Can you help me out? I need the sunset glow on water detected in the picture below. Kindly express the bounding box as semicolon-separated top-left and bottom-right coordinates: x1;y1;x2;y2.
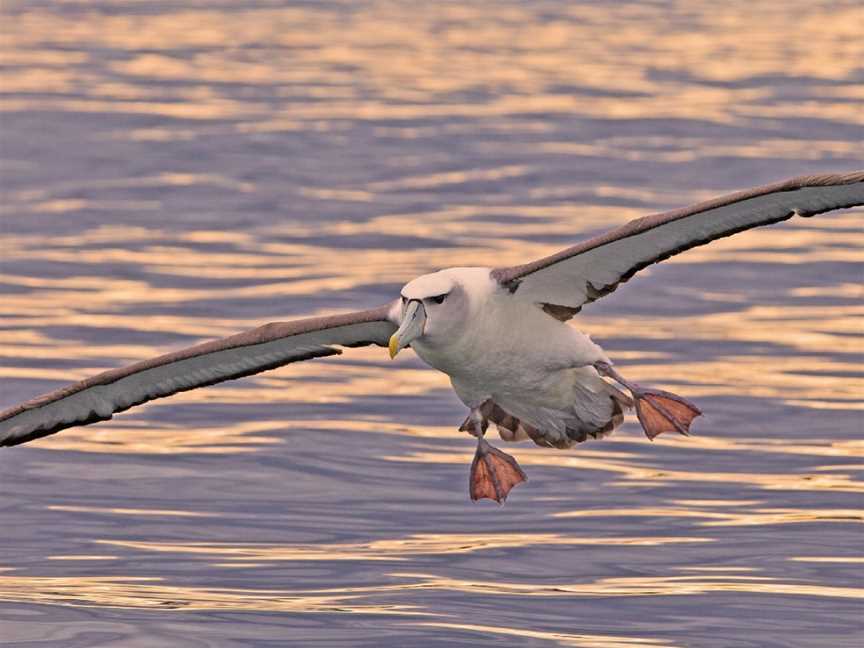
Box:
0;1;862;646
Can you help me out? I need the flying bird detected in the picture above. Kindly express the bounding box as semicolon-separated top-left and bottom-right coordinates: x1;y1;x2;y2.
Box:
2;171;862;503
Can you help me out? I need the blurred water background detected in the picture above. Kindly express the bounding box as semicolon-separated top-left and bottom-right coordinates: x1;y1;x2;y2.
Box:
0;1;862;646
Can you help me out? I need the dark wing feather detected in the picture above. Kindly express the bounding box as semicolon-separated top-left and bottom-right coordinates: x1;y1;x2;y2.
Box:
0;305;396;447
492;171;864;317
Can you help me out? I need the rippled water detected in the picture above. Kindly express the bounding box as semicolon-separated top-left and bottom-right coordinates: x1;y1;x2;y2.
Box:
1;1;863;646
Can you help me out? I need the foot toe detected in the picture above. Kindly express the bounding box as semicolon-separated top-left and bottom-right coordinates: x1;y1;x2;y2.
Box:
635;389;701;440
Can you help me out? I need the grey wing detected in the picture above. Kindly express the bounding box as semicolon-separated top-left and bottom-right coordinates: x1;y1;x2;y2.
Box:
0;304;397;447
492;171;864;318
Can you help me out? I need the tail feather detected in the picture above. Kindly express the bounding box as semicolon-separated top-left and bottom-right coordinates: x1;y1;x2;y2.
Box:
461;392;629;449
563;395;626;444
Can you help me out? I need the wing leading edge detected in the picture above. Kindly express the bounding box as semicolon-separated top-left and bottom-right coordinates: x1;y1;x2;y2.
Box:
0;305;396;447
492;171;864;317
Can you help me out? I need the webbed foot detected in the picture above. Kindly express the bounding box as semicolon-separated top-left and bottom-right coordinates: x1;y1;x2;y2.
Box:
469;437;527;503
633;387;702;440
594;361;702;440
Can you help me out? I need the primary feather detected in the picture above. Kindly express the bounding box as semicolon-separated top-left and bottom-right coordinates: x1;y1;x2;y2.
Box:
0;307;395;446
492;171;864;317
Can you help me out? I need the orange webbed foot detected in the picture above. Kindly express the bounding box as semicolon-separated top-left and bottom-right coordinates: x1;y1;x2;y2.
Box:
634;388;702;440
469;437;527;503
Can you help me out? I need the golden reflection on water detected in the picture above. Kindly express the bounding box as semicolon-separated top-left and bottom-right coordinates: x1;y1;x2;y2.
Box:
46;555;118;561
1;0;862;635
12;565;854;615
93;532;710;563
789;556;864;563
34;420;288;454
11;0;858;128
0;572;423;615
391;572;864;600
48;505;219;518
414;623;680;648
1;561;859;615
555;506;863;527
2;2;863;139
391;450;864;495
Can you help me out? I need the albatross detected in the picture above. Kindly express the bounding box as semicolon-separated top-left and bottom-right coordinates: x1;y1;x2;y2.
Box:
2;171;862;503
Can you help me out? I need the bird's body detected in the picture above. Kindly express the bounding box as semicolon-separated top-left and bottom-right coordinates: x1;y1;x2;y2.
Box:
401;266;623;447
2;170;863;502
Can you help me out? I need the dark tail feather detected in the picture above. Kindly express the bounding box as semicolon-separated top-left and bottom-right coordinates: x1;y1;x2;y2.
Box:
459;398;625;450
564;396;625;444
459;400;537;443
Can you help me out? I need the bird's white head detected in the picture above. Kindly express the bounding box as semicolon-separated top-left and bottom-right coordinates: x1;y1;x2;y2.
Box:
388;268;478;359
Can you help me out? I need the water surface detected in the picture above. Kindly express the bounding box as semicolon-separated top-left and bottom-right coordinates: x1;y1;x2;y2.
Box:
1;1;862;646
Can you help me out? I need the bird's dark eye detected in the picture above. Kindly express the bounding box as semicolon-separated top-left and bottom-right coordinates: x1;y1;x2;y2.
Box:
430;294;447;304
401;296;408;304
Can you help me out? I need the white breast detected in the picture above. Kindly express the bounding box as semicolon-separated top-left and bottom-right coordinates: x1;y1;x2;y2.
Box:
410;267;609;405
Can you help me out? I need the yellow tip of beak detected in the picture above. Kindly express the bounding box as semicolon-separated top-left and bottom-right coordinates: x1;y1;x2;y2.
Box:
388;334;400;359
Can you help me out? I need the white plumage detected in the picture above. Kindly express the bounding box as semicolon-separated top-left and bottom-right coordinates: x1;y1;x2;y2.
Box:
400;267;623;447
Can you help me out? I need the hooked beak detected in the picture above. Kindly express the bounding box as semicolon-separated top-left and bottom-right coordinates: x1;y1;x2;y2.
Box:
389;299;426;359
